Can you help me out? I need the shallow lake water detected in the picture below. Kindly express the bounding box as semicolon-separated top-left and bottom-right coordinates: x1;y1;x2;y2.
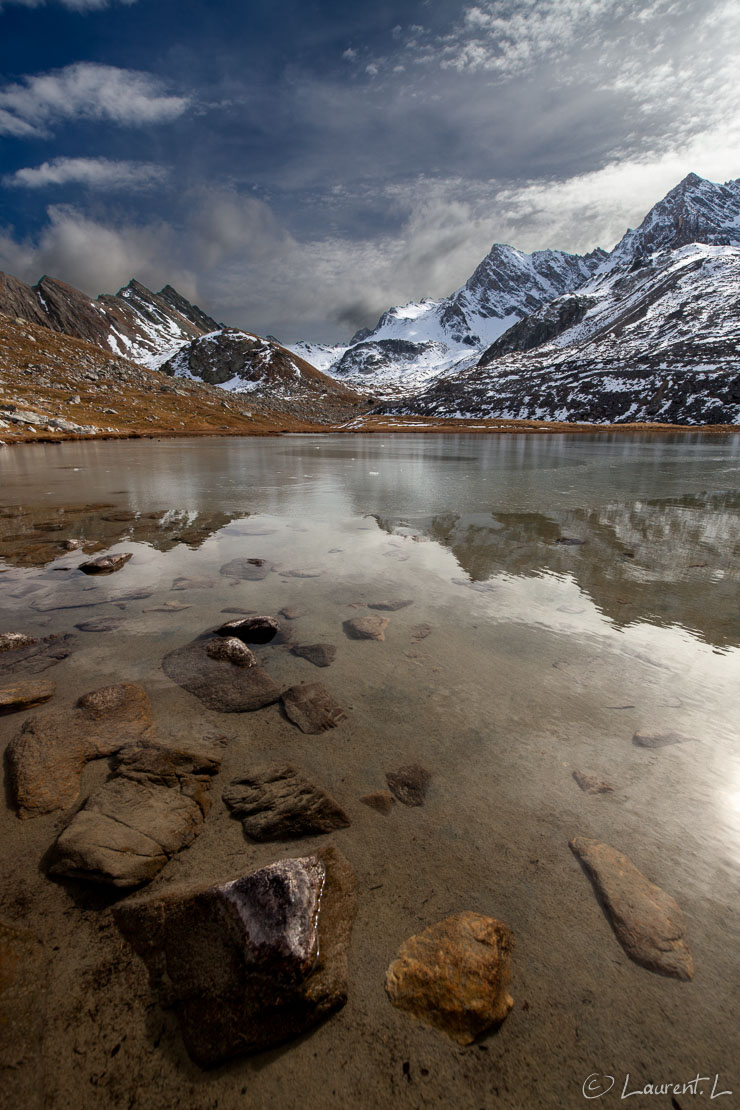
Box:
1;432;739;1110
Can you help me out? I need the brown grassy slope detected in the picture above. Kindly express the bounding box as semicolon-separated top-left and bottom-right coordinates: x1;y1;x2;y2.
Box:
0;313;369;444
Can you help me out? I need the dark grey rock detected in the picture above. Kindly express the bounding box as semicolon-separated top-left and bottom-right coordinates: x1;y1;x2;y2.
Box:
113;845;357;1067
215;615;279;644
162;636;280;712
223;764;350;840
79;552;133;574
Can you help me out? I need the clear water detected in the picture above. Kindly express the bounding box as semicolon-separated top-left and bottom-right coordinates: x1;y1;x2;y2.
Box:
1;433;738;1109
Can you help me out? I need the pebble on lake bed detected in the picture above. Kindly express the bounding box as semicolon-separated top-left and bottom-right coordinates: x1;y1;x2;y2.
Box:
385;912;515;1044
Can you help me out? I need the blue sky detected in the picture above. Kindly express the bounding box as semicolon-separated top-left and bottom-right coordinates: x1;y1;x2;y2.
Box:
1;0;739;342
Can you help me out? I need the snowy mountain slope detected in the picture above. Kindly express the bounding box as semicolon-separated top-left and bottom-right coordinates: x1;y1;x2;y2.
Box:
160;328;366;423
287;244;606;396
0;272;219;367
392;241;740;424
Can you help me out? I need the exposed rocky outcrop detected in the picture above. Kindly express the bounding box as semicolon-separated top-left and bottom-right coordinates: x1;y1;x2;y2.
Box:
113;845;357;1067
223;764;350;840
5;682;155;818
49;740;222;887
385;912;515;1044
570;836;694;980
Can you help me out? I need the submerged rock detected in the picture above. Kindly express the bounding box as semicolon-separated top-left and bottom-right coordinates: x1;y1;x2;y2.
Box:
75;617;126;632
556;537;586;546
570;836;694;980
632;730;697;748
162;636;280;712
223;764;350;841
291;643;337;668
281;683;348;734
220;556;272;581
385;912;514;1044
171;576;214;591
367;600;413;611
0;677;55;713
206;636;257;667
572;770;614;794
215;615;279;644
113;845;357;1067
0;633;73;677
79;552;132;574
5;682;155;818
49;740;221;887
280;605;305;620
386;764;431;807
343;615;389;641
279;567;323;578
359;791;396;815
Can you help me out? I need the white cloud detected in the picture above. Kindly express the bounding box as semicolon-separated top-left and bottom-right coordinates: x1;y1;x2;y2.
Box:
4;156;167;189
0;62;189;138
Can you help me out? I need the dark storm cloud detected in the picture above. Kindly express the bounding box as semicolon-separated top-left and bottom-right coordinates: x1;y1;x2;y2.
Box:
1;0;739;341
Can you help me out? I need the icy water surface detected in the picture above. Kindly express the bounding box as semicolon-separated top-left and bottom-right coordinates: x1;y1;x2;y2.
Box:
1;433;739;1110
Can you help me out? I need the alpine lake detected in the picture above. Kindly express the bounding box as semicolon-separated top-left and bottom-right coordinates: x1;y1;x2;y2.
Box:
1;431;738;1110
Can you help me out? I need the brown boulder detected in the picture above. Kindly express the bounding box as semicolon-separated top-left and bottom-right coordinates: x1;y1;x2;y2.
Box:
49;740;221;887
0;677;55;714
224;764;350;841
5;682;155;818
113;844;356;1067
385;912;514;1044
570;836;694;980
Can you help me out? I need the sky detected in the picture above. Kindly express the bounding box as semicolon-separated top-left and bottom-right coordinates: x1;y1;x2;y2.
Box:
0;0;739;343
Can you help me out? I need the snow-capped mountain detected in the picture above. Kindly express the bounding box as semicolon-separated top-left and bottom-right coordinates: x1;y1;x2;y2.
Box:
388;174;740;424
288;244;606;395
0;272;219;367
161;328;366;423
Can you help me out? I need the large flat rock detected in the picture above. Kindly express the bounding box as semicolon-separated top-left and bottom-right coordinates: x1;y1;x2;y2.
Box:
49;740;222;887
114;844;356;1067
5;682;155;818
570;836;694;980
162;635;281;712
223;764;350;841
385;912;514;1044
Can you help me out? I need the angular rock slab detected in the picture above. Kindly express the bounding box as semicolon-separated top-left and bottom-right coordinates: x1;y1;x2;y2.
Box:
385;912;514;1044
281;683;347;734
5;682;155;818
49;741;221;887
632;730;697;748
224;764;350;841
162;636;280;712
570;837;694;980
79;552;132;574
0;633;74;677
291;643;336;668
113;845;357;1068
386;763;431;807
343;615;389;641
0;677;55;714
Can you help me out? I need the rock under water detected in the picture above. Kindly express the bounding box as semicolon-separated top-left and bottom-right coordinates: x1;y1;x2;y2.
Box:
223;764;350;841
